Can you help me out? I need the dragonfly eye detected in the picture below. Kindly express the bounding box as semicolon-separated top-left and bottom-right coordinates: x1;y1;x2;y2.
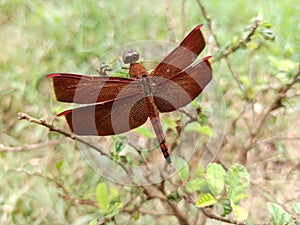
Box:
123;50;140;64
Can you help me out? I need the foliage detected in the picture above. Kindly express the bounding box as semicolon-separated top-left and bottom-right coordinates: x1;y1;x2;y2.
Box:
1;0;299;225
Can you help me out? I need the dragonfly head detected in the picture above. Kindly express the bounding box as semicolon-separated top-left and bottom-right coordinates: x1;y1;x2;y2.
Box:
123;50;140;64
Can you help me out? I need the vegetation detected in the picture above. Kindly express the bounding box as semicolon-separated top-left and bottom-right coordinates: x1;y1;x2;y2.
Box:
1;0;299;224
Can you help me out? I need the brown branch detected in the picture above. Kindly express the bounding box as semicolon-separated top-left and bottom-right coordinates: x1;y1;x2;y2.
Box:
212;20;261;62
17;112;130;174
214;20;261;92
196;0;261;92
17;112;107;156
246;66;300;150
201;208;247;225
156;181;190;225
196;0;221;48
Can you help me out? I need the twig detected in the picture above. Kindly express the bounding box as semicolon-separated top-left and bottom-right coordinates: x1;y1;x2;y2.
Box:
257;135;300;144
200;208;247;225
196;0;261;92
182;187;251;225
214;20;261;92
246;67;300;150
17;112;107;156
17;112;130;174
196;0;221;48
212;20;261;62
156;180;190;225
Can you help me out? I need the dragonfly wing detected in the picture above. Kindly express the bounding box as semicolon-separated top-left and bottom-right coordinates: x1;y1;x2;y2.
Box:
150;24;206;79
46;73;141;104
59;94;149;136
153;58;212;112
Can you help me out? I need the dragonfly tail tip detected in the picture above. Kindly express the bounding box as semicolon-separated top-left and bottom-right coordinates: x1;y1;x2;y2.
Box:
166;156;172;164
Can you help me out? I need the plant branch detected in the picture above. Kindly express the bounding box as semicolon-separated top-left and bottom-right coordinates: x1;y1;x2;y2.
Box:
212;20;261;62
17;112;130;174
201;208;247;225
196;0;221;48
17;112;107;156
246;66;300;150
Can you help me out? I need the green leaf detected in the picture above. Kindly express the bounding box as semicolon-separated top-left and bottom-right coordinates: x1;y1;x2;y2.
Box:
134;126;155;138
293;202;300;216
162;116;178;130
89;219;98;225
195;193;217;208
232;203;249;221
173;157;189;181
240;76;251;88
232;193;249;202
205;163;226;196
199;125;212;136
198;113;209;125
105;202;123;218
115;140;125;153
55;161;63;171
184;122;201;132
184;122;211;136
134;212;140;220
187;178;207;192
96;182;109;212
267;202;291;225
219;198;232;216
261;21;272;28
225;164;250;199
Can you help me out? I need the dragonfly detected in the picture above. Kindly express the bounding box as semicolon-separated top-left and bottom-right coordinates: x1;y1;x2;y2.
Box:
46;24;212;164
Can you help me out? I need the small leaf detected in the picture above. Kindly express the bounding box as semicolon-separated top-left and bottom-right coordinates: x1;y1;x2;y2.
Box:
261;21;272;28
162;116;178;130
199;125;212;136
232;193;249;202
240;76;250;88
89;219;98;225
134;212;140;220
232;203;249;221
195;193;217;208
96;182;109;212
206;163;226;196
167;191;180;201
187;178;207;192
184;122;201;132
173;157;189;181
293;202;300;216
105;202;123;218
55;161;63;171
267;202;291;225
225;164;250;199
115;140;125;153
198;114;209;124
134;126;155;138
219;198;232;216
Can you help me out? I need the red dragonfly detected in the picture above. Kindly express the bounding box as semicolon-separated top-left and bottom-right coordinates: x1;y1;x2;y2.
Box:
46;24;212;164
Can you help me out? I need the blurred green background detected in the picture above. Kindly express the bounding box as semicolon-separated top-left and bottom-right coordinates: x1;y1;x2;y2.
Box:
0;0;299;224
